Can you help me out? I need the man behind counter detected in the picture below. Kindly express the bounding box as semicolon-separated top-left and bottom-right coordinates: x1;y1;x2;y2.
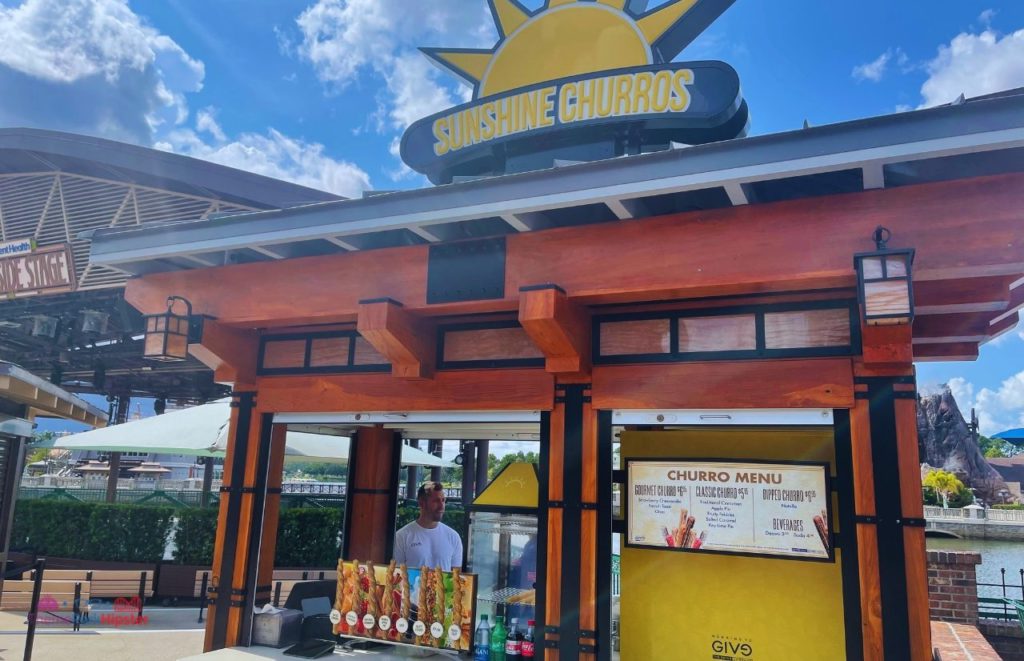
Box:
394;481;463;570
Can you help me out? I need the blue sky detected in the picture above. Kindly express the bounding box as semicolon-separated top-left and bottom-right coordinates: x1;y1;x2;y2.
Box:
5;0;1024;436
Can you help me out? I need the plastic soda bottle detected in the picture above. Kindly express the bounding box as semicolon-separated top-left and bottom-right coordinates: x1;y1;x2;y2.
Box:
522;620;536;659
474;615;491;661
490;615;507;661
505;617;522;658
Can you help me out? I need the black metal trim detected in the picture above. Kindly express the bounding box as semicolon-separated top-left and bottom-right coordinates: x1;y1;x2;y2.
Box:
211;390;255;650
581;502;598;510
358;297;403;306
893;391;918;400
548;500;565;509
855;392;871;400
257;330;391;376
866;380;912;660
240;413;274;646
535;410;551;641
559;383;586;661
833;408;864;661
519;283;566;294
579;629;597;639
384;431;403;562
579;644;597;653
544;640;561;649
854;375;915;385
596;410;613;661
611;469;625;484
855;515;878;524
900;518;926;527
341;429;359;559
544;626;559;635
592;299;859;365
437;319;546;370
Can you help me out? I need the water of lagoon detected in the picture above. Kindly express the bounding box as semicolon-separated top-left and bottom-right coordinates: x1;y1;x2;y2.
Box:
927;536;1024;598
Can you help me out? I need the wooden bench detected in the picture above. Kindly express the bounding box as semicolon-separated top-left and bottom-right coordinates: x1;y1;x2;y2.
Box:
0;580;90;613
29;569;154;600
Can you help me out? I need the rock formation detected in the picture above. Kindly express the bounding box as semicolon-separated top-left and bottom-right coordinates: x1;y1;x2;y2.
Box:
917;386;1010;503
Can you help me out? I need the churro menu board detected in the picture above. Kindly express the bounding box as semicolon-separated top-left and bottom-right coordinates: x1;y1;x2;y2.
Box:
626;459;832;560
333;560;476;652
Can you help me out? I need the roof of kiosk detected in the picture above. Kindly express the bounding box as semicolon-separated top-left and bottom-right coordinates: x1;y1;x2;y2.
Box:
90;88;1024;275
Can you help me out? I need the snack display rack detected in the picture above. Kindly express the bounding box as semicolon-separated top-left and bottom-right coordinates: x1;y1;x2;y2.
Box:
467;511;538;622
465;462;541;626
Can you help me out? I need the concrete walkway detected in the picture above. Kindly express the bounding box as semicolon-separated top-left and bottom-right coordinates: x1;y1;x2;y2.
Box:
0;606;205;660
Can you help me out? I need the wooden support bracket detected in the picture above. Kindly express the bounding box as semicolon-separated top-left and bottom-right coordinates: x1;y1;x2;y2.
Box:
357;298;434;379
190;320;259;388
861;322;913;367
518;286;591;376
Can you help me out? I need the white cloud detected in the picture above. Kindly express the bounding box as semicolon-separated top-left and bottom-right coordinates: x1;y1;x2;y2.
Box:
159;124;371;199
919;28;1024;108
0;0;203;143
973;371;1024;436
291;0;495;152
979;9;997;28
853;51;891;83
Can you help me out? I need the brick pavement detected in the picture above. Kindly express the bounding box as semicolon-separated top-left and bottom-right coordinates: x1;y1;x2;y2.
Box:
932;620;1002;660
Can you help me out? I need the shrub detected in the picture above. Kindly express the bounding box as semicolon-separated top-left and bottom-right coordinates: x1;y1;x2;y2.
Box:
173;508;219;565
274;508;343;567
11;499;173;562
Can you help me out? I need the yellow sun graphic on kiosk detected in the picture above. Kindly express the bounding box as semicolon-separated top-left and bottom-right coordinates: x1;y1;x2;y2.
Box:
424;0;710;99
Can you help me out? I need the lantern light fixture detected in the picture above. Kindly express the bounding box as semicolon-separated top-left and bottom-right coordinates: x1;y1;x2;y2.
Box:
142;296;207;362
854;226;915;326
80;310;110;334
30;315;59;338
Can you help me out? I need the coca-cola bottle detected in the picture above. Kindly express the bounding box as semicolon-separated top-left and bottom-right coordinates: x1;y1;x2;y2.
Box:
522;620;536;659
505;617;523;658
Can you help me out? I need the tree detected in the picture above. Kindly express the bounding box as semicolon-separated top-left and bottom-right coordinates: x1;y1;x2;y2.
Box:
488;451;539;480
923;469;967;508
979;434;1020;459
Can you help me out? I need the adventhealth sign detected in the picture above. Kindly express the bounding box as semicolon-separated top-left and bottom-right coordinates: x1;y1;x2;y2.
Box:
401;0;748;184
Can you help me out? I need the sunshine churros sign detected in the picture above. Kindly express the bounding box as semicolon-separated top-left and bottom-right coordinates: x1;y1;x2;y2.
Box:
333;560;476;652
626;460;832;560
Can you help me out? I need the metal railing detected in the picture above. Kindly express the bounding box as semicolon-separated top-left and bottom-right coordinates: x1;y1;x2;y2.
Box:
924;506;970;519
4;557;46;661
987;509;1024;523
978;567;1024;622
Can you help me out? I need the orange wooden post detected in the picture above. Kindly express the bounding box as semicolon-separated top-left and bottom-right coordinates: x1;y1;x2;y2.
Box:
343;426;402;563
542;402;564;661
254;423;288;607
204;390;260;651
850;396;884;661
895;387;932;661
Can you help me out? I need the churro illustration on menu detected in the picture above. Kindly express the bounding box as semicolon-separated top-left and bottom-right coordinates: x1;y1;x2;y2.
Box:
663;508;704;549
813;510;830;552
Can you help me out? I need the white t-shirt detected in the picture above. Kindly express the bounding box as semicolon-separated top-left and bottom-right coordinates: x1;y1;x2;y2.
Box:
393;521;463;570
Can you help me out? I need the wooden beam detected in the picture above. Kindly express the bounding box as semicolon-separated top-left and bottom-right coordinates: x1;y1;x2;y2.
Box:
357;299;434;379
123;173;1024;327
914;276;1012;315
592;358;854;410
519;286;591;375
913;343;979;362
256;370;554;413
912;313;992;343
990;281;1024;325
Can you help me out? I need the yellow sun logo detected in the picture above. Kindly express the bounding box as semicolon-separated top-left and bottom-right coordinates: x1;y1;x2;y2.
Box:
402;0;745;184
424;0;727;99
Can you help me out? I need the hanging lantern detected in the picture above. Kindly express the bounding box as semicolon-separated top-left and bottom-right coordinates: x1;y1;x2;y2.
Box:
30;315;59;338
80;310;110;334
143;296;201;362
854;226;915;326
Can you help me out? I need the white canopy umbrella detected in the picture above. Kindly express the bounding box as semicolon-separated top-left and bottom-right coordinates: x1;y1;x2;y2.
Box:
33;399;451;468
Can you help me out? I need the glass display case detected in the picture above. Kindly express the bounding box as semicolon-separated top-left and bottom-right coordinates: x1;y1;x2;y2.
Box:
466;511;538;625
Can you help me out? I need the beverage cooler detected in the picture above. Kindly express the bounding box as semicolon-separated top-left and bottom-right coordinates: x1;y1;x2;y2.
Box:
465;463;540;629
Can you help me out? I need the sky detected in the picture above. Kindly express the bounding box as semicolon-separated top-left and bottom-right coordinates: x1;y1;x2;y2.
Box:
7;0;1024;439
